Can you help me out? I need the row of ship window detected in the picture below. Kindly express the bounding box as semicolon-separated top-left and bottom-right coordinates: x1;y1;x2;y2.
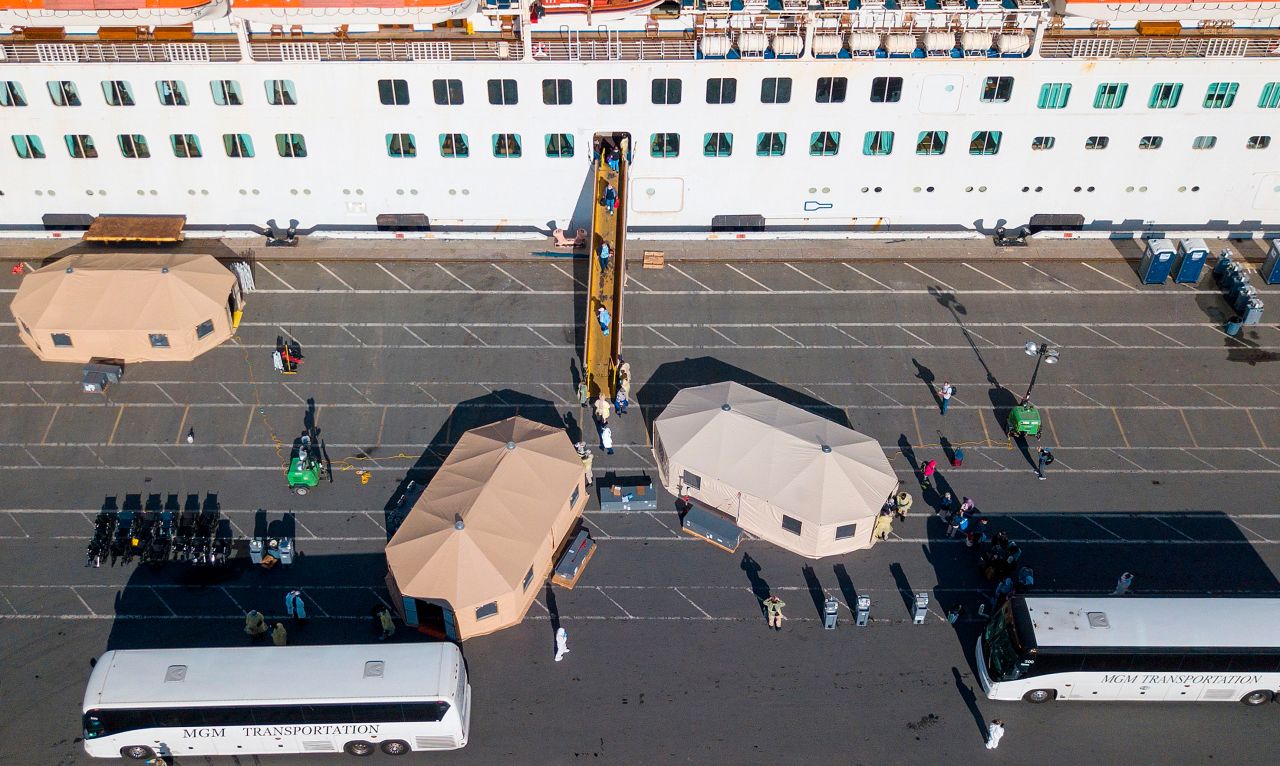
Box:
10;130;1272;160
4;77;1280;110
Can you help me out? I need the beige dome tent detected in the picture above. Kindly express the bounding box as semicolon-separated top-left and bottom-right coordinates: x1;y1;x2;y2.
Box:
10;252;240;364
385;416;587;640
652;381;898;558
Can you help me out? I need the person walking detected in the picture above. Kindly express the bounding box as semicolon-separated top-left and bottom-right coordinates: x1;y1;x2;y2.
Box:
244;610;268;641
603;184;617;215
575;442;594;486
985;719;1005;750
600;424;614;455
893;491;913;522
873;510;894;541
763;595;786;630
598;242;610;272
593;395;610;426
921;459;937;491
938;381;954;415
271;622;288;647
614;386;629;415
554;627;570;661
596;305;611;336
617;359;631;383
283;590;308;626
1036;447;1054;480
376;606;396;640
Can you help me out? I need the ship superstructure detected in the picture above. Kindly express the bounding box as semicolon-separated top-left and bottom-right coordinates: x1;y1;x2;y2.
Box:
0;0;1278;234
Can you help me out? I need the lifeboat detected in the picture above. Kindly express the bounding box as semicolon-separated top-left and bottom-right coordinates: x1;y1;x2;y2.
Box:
229;0;476;26
0;0;227;27
1057;0;1280;22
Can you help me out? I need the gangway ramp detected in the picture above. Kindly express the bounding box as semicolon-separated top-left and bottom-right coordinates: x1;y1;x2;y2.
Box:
582;134;629;401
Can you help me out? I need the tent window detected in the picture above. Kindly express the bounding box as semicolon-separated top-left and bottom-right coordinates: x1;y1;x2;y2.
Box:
835;523;857;540
654;436;667;468
52;333;72;347
781;515;802;535
475;602;498;620
570;485;580;506
196;319;215;340
522;566;534;591
680;471;701;490
149;333;170;348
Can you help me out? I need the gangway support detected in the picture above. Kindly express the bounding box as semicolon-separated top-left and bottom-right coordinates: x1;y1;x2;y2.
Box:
582;133;630;402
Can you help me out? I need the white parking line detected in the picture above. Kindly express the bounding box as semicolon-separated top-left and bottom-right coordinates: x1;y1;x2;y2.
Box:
899;328;933;346
436;264;475;291
904;263;955;291
843;263;894;290
1148;327;1190;347
668;265;712;292
1080;262;1138;291
256;263;296;291
403;327;430;346
460;326;490;346
784;262;832;290
375;263;414;291
726;264;772;291
317;263;354;291
961;263;1016;291
492;264;534;292
526;327;558;347
706;327;739;346
771;326;805;348
672;587;713;618
1082;326;1121;346
626;272;652;292
1023;261;1077;291
550;262;586;289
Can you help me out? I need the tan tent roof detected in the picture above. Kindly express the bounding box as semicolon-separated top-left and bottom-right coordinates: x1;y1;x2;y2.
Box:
10;252;236;363
653;382;898;555
385;417;585;638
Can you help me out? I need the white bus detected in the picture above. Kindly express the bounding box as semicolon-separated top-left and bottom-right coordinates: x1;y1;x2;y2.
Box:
976;596;1280;705
82;643;470;760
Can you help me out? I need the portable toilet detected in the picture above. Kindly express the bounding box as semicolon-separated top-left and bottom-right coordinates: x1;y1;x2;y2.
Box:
1138;239;1177;284
1262;240;1280;285
1174;239;1208;284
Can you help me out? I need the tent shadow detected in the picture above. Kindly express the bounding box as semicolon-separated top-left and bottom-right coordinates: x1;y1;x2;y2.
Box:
635;356;853;438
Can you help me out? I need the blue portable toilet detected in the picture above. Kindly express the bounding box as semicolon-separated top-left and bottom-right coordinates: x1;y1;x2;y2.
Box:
1174;239;1208;283
1262;241;1280;285
1138;239;1176;284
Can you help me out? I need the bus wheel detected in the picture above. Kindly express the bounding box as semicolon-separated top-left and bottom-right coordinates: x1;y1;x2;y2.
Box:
1022;689;1057;703
119;745;155;760
1241;690;1274;706
381;740;411;755
343;741;375;756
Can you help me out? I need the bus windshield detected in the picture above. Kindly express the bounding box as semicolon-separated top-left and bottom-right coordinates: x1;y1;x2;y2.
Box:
982;602;1029;682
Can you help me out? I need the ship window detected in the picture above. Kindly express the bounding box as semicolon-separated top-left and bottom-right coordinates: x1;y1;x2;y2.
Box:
439;133;469;158
651;78;682;105
1036;82;1070;109
1031;135;1054;151
760;77;791;104
1138;135;1163;150
0;81;26;107
117;134;150;159
170;134;202;158
51;333;72;347
809;131;840;156
47;80;81;107
265;79;297;106
1204;81;1237;109
597;78;627;105
650;132;680;158
156;80;188;106
869;76;902;103
916;130;947;155
705;77;736;104
492;133;522;158
542;78;572;105
378;79;409;106
703;132;733;157
1093;82;1127;109
386;133;417;158
781;515;802;535
862;130;893;156
488;78;518;105
980;76;1013;103
149;333;170;349
275;133;307;158
196;319;215;340
432;79;462;106
1247;135;1271;150
969;130;1001;155
12;135;44;159
815;76;847;103
1192;135;1217;150
545;133;574;158
756;131;786;157
1085;135;1109;150
210;80;242;106
1148;82;1181;109
101;80;135;106
1260;82;1280;109
223;133;254;158
64;134;97;159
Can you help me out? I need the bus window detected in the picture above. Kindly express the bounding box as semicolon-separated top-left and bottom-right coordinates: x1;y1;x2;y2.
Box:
301;705;351;724
1180;654;1233;672
1080;654;1132;672
352;704;404;723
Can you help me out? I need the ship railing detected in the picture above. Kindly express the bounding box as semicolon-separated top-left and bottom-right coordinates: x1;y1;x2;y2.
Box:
530;35;695;60
1039;34;1280;59
0;39;241;64
248;38;522;62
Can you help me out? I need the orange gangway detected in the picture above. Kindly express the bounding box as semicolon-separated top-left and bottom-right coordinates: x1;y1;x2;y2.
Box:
582;134;628;401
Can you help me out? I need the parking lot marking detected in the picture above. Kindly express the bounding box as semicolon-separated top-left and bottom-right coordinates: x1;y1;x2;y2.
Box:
1070;386;1106;406
1110;449;1145;471
106;406;125;445
668;265;712;292
69;587;96;616
38;405;59;445
1246;409;1269;448
281;383;308;404
961;263;1015;291
493;264;534;292
1152;517;1196;541
241;408;255;445
550;262;586;289
1181;449;1216;469
436;264;475;291
867;384;904;406
375;263;414;291
784;262;832;290
1084;517;1124;539
24;383;47;404
1082;326;1121;346
625;271;651;292
316;263;354;291
1148;327;1189;348
1179;409;1201;448
1111;408;1132;448
1023;261;1078;291
842;263;893;290
1131;385;1170;407
1043;410;1061;448
219;446;244;467
904;263;954;291
20;447;42;467
707;327;739;346
647;328;679;347
672;587;713;618
595;587;635;618
911;407;924;445
217;383;243;405
403;326;430;346
1079;262;1137;290
726;264;771;291
256;263;296;291
899;327;932;346
348;383;375;405
1022;325;1057;345
460;326;491;347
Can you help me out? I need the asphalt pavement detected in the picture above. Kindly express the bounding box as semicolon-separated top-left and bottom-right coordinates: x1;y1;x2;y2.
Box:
1;251;1279;765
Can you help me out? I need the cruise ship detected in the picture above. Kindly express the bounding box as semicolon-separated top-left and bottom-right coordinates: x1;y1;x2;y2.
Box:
1;0;1278;235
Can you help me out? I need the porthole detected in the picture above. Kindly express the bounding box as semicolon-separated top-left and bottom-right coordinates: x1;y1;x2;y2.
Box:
356;189;365;196
303;189;311;195
965;186;974;192
149;190;158;196
461;189;470;195
821;186;830;193
1087;186;1095;192
137;190;146;196
290;189;298;195
99;189;106;196
873;187;882;193
1177;186;1186;192
200;189;208;196
342;189;351;196
1021;186;1030;192
449;189;457;196
396;189;405;196
860;187;869;193
1035;186;1043;192
34;190;43;196
1192;186;1201;192
926;186;934;193
1138;186;1147;192
239;189;247;195
1125;186;1134;193
47;190;56;196
913;186;921;193
187;189;196;196
1073;186;1082;192
808;187;817;194
410;189;419;196
978;186;987;193
252;189;260;195
86;190;95;196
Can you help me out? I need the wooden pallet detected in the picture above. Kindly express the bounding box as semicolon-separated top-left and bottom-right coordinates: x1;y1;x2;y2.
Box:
642;250;665;269
84;215;186;244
